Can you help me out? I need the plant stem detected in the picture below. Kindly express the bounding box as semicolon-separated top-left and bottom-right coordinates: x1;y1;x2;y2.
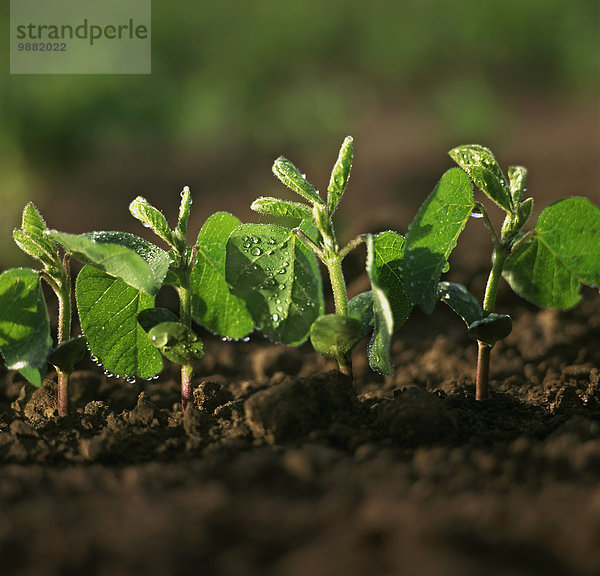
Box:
179;277;194;412
56;260;72;417
476;245;509;400
325;256;353;377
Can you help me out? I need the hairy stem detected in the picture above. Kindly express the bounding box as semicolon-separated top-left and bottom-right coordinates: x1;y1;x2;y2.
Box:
179;278;194;412
56;260;72;417
325;256;353;377
476;245;509;400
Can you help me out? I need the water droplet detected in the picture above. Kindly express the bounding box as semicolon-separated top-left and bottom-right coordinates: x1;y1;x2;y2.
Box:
267;239;276;245
471;212;484;219
251;236;260;244
242;336;250;343
243;242;251;249
104;370;114;378
278;267;286;274
272;313;279;323
276;306;283;312
251;247;262;256
126;376;136;384
278;284;285;290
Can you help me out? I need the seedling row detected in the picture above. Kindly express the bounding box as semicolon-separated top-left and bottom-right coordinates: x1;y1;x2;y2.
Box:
1;140;599;416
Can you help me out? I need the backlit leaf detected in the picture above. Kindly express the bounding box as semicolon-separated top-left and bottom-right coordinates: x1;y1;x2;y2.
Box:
504;197;600;308
327;136;354;214
48;230;170;295
226;223;324;345
449;144;511;211
251;197;313;220
76;265;163;378
191;212;254;339
129;196;174;247
272;156;323;206
404;168;474;313
0;268;51;387
372;231;412;331
365;234;394;376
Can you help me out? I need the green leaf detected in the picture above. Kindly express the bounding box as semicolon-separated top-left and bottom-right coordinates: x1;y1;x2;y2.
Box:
310;314;362;360
372;231;412;331
437;281;484;326
76;265;163;378
365;234;394;376
272;156;323;206
147;321;204;365
226;223;324;345
137;307;180;332
327;136;354;214
13;203;58;266
348;291;374;341
449;144;511;212
0;268;51;386
504;197;600;308
404;168;475;313
508;166;527;204
467;313;512;347
251;197;313;220
48;336;87;374
191;212;254;339
129;196;174;247
176;186;192;240
48;230;170;295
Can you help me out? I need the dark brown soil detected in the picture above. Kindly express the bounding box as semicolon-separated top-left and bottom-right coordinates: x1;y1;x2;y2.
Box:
1;285;599;576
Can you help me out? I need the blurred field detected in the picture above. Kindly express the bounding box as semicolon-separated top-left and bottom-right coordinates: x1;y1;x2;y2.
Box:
1;0;598;267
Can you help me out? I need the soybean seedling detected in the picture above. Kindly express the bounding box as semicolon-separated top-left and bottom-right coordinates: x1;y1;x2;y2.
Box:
47;188;252;412
403;145;600;399
0;203;86;416
227;136;411;378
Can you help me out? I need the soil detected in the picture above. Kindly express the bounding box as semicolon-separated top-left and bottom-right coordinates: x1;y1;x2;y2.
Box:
1;283;599;576
1;99;600;576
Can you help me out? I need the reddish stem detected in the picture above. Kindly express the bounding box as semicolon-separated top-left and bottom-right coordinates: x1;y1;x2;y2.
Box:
476;341;490;400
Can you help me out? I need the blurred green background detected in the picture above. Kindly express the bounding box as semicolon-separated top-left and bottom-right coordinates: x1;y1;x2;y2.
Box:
1;0;599;268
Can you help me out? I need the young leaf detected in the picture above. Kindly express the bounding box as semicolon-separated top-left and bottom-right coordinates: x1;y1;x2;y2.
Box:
272;157;323;206
372;231;412;331
327;136;354;214
0;268;51;386
176;186;192;239
48;336;87;374
310;314;362;360
191;212;254;339
147;321;204;365
47;230;170;295
449;144;512;212
129;196;174;247
76;265;163;378
508;166;527;204
365;234;394;376
226;223;324;345
251;197;313;220
503;197;600;308
404;168;474;313
437;281;484;326
13;203;58;267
